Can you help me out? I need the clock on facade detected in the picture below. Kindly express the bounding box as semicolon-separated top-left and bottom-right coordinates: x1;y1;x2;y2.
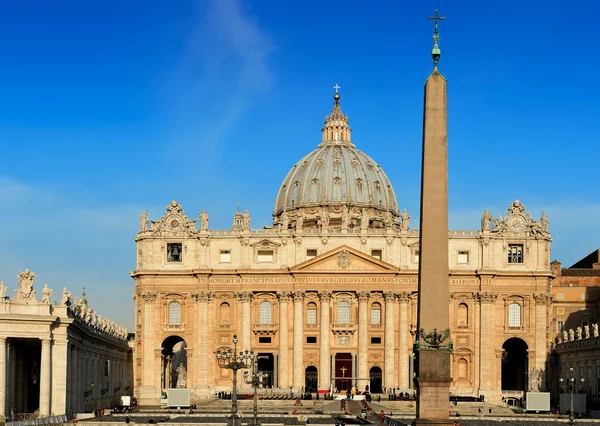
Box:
168;216;182;231
507;215;525;232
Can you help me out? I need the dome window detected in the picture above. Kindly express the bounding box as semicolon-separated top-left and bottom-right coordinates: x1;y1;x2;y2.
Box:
351;158;359;166
366;161;373;169
311;178;319;185
333;177;342;185
375;181;381;191
316;159;324;167
294;181;300;187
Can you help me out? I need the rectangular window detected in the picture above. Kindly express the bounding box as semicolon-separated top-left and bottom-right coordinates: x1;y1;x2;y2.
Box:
508;244;524;264
582;293;588;300
557;320;564;332
258;337;271;344
371;249;382;261
371;309;381;325
557;293;564;300
104;360;110;377
306;336;317;344
370;337;382;344
167;243;182;262
414;250;420;264
457;251;469;264
219;250;231;263
557;308;565;314
306;249;317;260
257;250;274;263
307;308;317;325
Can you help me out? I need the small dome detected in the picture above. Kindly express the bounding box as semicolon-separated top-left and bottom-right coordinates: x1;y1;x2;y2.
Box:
273;92;399;228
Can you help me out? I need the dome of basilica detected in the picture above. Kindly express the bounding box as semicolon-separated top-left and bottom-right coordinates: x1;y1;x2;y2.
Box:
273;92;400;231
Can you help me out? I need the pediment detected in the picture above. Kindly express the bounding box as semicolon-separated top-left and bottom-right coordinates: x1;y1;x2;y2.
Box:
250;239;281;248
290;245;399;273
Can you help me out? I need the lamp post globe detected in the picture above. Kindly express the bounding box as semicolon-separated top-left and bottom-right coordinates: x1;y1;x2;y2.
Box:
215;334;251;426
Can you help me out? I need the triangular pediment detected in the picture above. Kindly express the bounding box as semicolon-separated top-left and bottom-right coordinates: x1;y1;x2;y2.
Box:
290;245;399;273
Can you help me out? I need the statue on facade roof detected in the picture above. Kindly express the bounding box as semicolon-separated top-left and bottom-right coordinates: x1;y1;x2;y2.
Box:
0;282;6;300
199;210;209;231
568;329;575;341
563;330;569;342
540;212;548;232
400;209;410;232
593;323;599;338
42;284;52;305
61;287;72;306
140;211;148;232
481;209;493;231
281;210;290;231
584;324;590;339
242;210;251;230
576;327;582;340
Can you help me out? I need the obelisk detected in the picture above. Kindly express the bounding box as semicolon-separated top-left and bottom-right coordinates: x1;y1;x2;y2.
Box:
413;10;453;426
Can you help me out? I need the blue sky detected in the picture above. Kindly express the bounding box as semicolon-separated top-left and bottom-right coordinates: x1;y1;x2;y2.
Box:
1;1;599;330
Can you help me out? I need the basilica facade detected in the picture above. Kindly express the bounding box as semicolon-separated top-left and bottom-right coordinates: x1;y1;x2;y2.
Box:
132;92;554;405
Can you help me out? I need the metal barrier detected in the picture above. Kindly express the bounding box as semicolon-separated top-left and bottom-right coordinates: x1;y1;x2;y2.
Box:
7;414;68;426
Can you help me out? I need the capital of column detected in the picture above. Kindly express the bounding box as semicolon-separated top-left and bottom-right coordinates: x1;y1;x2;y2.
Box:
475;291;497;304
141;291;157;302
318;291;331;302
292;290;305;302
396;292;411;303
235;291;253;303
357;290;370;302
383;291;397;302
533;293;552;305
277;291;292;303
191;291;215;302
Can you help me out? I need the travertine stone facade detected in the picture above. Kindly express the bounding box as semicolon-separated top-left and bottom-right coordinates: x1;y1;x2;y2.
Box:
131;94;553;405
0;271;133;417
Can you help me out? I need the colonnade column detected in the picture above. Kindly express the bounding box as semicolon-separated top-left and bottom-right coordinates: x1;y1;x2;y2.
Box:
194;291;210;392
71;344;79;414
318;291;331;391
478;292;497;392
238;292;253;351
0;337;6;416
292;291;305;390
357;291;369;391
383;291;396;388
397;292;410;391
278;292;291;388
39;338;52;417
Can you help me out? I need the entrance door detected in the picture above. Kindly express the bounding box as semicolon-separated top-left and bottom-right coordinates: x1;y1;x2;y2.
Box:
502;337;528;391
334;353;353;392
305;366;318;392
257;353;274;388
369;366;383;393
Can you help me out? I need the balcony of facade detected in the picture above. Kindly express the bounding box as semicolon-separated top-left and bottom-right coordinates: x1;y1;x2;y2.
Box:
332;323;356;335
253;322;278;336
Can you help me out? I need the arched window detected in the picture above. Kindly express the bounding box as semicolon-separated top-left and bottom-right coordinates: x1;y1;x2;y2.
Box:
307;302;317;325
457;303;468;327
168;302;181;325
508;303;521;327
557;320;564;332
220;302;231;324
371;302;381;325
338;301;350;324
259;301;272;324
457;358;468;379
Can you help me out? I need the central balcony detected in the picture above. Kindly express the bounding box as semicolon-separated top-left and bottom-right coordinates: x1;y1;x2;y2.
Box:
253;323;278;336
332;323;356;335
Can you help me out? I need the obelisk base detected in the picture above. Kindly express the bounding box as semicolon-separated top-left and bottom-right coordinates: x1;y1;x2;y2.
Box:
413;351;453;426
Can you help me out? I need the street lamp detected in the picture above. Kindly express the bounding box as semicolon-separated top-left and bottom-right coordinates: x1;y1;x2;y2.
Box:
243;357;269;426
216;335;253;426
559;367;585;422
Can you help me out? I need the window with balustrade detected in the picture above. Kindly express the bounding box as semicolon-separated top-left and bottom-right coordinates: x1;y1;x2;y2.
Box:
168;302;181;325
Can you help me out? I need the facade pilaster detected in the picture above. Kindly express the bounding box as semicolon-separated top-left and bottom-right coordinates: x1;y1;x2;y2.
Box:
237;291;253;351
534;293;550;386
193;291;212;394
40;338;52;417
140;291;157;402
477;291;497;392
207;292;215;392
51;339;68;416
292;291;305;390
318;291;331;391
383;291;396;388
397;292;410;391
278;292;291;388
357;291;369;391
0;337;6;416
71;344;79;413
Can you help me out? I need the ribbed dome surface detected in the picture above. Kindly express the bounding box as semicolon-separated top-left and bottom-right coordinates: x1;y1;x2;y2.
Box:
273;143;399;218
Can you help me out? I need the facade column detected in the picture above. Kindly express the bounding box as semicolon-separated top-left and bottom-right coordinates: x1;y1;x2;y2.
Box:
39;338;52;417
206;292;215;392
194;291;210;394
0;337;6;417
534;293;550;389
398;292;410;391
71;345;79;414
478;292;497;393
238;292;253;351
278;292;291;389
51;340;68;416
383;291;396;388
292;291;305;390
141;291;158;403
318;291;331;391
357;291;369;391
273;354;278;387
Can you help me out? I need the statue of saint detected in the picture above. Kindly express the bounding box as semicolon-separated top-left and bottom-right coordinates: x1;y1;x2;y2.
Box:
42;284;52;305
528;368;540;392
281;210;290;231
563;330;569;342
295;213;304;231
584;324;590;339
15;269;36;301
242;210;251;230
140;211;148;232
0;282;6;300
61;287;71;306
341;206;350;230
360;208;369;231
576;327;582;340
400;209;410;231
540;211;548;232
199;210;209;231
481;209;493;231
568;329;575;341
175;363;187;388
593;323;599;338
320;208;329;232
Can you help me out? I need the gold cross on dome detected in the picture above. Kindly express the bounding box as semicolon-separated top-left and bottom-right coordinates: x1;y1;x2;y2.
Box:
333;83;340;93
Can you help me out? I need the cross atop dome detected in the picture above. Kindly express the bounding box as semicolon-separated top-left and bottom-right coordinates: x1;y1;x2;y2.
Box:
321;84;352;146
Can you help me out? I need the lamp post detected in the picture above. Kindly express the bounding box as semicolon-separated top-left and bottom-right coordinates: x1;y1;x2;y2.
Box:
216;335;252;426
559;366;585;423
243;357;269;426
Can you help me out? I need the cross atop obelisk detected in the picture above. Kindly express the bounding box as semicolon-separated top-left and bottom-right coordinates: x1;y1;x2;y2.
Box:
428;9;446;66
